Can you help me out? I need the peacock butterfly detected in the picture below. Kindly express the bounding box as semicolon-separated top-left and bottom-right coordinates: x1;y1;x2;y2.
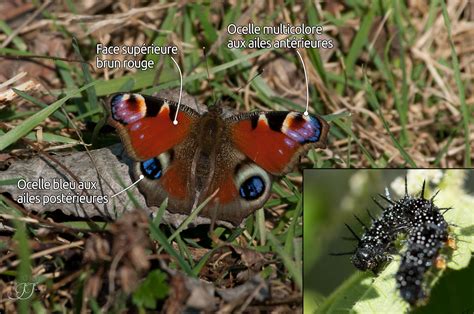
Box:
107;93;329;225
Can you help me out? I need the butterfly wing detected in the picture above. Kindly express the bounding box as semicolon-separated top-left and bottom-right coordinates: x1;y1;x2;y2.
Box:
108;93;199;160
229;111;329;175
108;93;199;211
109;97;329;225
196;111;329;224
203;158;273;225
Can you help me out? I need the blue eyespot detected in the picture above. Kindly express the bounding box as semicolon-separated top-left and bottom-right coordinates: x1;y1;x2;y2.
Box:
239;176;265;200
307;115;322;142
141;158;162;180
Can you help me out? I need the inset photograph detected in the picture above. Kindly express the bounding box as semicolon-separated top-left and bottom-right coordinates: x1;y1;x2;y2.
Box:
304;169;474;313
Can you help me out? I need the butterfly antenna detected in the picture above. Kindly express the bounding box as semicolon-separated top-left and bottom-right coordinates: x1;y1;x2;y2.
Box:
353;214;368;230
344;223;361;242
234;68;264;95
202;47;211;80
202;46;217;106
421;180;426;199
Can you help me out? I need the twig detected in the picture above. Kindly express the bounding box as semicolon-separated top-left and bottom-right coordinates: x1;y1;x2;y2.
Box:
0;240;84;273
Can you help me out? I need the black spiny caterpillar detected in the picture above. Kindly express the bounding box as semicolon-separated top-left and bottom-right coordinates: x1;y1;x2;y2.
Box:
339;178;452;306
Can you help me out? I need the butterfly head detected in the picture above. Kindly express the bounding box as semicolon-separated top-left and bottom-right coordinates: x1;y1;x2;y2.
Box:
205;98;225;115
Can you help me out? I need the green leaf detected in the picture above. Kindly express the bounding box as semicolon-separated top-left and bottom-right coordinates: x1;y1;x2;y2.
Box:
436;170;474;269
353;260;409;313
132;269;169;309
313;271;371;314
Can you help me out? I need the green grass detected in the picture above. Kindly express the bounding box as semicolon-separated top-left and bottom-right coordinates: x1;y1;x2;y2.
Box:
2;0;471;167
0;82;97;150
440;0;471;167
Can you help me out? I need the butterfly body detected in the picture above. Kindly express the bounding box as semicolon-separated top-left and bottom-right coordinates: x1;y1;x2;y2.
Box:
108;93;329;224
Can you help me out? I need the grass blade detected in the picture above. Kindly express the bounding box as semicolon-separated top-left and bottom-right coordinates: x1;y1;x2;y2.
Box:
148;222;194;276
440;0;471;167
0;82;97;151
267;232;302;289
